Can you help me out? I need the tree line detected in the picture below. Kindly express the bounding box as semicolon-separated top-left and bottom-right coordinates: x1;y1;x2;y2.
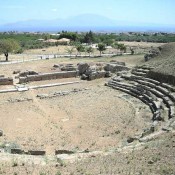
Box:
0;31;175;61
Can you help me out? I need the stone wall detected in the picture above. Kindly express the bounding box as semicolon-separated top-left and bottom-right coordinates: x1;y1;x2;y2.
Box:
104;63;130;73
0;77;13;85
19;71;77;84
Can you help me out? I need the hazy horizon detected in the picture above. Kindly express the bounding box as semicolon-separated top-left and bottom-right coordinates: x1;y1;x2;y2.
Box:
0;0;175;32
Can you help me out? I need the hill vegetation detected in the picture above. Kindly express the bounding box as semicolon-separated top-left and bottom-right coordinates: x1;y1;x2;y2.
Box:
0;31;175;52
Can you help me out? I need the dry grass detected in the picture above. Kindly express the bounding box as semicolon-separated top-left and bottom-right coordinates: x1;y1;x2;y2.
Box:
0;54;145;77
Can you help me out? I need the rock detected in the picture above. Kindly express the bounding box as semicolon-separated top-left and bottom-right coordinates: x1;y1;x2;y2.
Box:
61;65;76;71
141;126;155;138
82;148;90;153
28;150;46;155
15;76;19;79
153;110;162;121
36;94;49;99
104;64;130;73
85;65;97;76
55;150;74;155
53;64;60;68
88;72;97;81
105;71;112;77
77;63;89;75
19;71;38;77
13;70;21;74
0;130;3;136
127;137;136;143
81;74;88;80
11;148;24;154
109;60;126;66
148;160;154;164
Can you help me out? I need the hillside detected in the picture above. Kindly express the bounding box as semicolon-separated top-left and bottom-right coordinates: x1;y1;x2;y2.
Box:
144;42;175;85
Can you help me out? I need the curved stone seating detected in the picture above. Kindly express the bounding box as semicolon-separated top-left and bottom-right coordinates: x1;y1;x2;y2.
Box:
131;71;147;77
106;65;175;139
122;76;175;118
108;80;162;120
109;67;175;118
122;74;175;103
131;66;154;77
121;74;175;119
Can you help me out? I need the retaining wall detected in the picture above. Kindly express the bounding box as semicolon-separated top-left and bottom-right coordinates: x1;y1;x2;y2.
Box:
19;71;77;83
147;71;175;86
0;77;13;85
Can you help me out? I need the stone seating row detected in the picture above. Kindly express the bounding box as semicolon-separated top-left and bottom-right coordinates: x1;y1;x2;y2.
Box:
107;80;164;121
120;74;175;118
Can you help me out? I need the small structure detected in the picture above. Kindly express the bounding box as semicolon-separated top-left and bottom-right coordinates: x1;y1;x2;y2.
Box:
44;38;70;45
57;38;70;44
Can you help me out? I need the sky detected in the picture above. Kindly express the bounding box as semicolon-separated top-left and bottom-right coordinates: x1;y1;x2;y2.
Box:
0;0;175;25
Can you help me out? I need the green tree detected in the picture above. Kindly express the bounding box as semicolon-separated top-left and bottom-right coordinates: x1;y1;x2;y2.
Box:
97;43;106;56
75;44;85;56
84;31;94;44
0;39;20;61
117;43;127;54
86;46;94;57
65;47;74;57
59;32;78;41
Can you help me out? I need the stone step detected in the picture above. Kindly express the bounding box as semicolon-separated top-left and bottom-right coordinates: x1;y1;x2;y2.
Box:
162;83;175;92
132;71;147;77
132;68;150;73
108;82;160;113
133;80;174;109
162;96;174;107
111;79;173;109
169;93;175;102
137;66;155;70
108;80;170;120
136;79;157;88
123;74;175;97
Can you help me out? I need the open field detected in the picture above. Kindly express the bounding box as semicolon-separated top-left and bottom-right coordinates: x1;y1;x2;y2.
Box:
23;42;164;55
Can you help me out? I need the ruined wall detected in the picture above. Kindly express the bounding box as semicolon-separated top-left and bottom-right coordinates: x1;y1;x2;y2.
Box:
19;71;77;84
0;77;13;85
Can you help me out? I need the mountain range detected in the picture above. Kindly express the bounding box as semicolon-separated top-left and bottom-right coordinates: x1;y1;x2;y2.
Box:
0;14;175;32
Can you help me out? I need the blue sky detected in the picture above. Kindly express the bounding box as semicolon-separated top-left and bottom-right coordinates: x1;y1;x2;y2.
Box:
0;0;175;25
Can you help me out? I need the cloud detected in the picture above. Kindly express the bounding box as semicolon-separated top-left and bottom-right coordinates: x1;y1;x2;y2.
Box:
51;8;58;12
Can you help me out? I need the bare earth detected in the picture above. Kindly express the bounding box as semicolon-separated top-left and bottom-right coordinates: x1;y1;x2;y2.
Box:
0;45;174;175
0;77;151;154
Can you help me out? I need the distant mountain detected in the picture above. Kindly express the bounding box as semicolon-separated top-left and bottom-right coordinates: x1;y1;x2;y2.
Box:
0;14;175;32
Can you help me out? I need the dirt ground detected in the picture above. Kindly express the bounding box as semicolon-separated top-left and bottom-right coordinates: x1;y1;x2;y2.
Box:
0;45;174;175
0;77;152;154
